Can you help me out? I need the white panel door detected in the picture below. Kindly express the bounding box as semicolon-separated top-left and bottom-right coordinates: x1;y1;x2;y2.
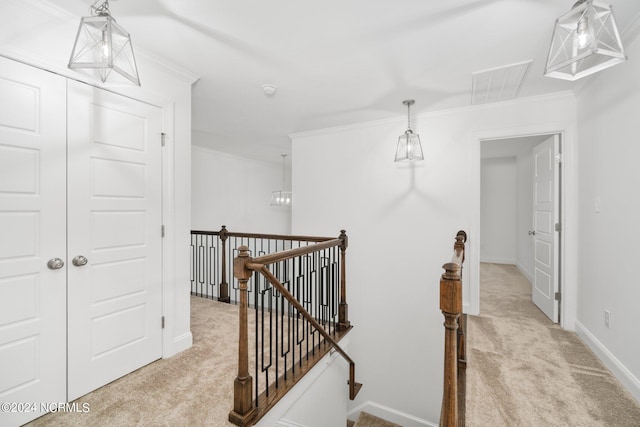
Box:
0;57;67;426
532;136;560;322
67;80;163;400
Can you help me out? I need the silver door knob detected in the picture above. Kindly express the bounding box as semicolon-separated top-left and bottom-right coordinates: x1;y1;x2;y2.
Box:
528;230;536;236
72;255;88;267
47;258;64;270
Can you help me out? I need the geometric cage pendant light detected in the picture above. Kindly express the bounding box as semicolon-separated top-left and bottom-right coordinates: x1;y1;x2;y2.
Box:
68;0;141;86
395;99;424;162
270;154;292;206
544;0;627;81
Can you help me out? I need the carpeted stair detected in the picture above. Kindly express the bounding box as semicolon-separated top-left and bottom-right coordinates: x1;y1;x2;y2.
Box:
350;411;401;427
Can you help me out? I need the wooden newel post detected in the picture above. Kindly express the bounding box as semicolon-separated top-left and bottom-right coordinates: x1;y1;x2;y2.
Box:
440;262;462;427
454;230;467;427
454;230;467;263
219;225;230;303
338;230;351;331
228;246;255;426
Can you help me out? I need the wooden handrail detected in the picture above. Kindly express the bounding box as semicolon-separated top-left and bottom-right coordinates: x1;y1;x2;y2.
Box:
440;230;467;427
250;238;342;265
191;227;334;242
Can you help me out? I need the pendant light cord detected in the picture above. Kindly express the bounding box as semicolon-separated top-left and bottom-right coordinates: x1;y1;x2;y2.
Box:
281;154;286;190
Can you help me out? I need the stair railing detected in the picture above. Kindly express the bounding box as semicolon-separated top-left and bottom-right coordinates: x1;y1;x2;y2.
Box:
440;230;467;427
191;226;334;304
228;231;360;426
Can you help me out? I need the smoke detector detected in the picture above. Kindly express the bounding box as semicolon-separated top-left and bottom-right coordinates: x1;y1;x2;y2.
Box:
262;84;277;96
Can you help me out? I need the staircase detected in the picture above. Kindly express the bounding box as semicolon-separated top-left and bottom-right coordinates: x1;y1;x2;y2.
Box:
191;227;361;426
349;412;401;427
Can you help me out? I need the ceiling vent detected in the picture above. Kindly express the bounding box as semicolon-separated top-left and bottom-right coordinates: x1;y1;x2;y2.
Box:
471;60;532;105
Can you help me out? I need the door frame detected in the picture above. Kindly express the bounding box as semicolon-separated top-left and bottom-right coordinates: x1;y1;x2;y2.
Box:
469;120;577;330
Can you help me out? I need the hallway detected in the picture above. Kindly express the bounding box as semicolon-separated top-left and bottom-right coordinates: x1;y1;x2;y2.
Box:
466;263;640;426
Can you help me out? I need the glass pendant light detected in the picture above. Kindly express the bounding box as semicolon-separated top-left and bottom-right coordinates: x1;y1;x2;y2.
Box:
544;0;626;81
395;99;424;162
271;154;292;206
68;0;141;86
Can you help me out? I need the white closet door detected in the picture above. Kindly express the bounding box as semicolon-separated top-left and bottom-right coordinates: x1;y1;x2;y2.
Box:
67;80;163;400
0;58;67;426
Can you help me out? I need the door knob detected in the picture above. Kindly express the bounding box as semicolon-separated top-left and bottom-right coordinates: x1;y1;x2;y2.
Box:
47;258;64;270
528;230;536;236
72;255;88;267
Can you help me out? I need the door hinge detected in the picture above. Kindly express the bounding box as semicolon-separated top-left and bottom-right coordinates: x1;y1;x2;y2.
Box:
555;153;562;163
555;223;562;232
161;225;165;238
555;292;561;302
161;316;165;329
161;132;166;147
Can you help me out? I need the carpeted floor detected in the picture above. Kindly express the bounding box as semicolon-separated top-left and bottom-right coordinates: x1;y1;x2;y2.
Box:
27;296;239;426
25;264;640;427
466;263;640;426
352;411;401;427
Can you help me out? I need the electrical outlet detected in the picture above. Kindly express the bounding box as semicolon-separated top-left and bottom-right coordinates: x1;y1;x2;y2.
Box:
604;309;611;328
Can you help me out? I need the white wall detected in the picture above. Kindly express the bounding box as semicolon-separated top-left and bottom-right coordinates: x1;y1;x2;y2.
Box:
0;0;197;357
291;93;577;423
574;33;640;401
191;146;291;234
256;341;349;427
480;156;517;264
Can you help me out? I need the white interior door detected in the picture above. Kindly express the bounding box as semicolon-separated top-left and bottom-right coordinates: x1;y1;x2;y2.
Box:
532;135;560;322
0;57;67;426
67;80;163;400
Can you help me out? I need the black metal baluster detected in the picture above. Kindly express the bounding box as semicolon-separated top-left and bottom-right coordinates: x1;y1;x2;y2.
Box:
190;234;195;295
207;236;217;299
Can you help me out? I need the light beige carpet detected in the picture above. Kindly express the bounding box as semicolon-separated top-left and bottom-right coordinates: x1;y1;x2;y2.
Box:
27;296;336;427
466;263;640;426
27;296;240;426
353;411;401;427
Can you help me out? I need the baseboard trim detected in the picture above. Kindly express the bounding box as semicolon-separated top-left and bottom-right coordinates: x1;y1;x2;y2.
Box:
347;401;437;427
516;262;533;283
479;257;516;265
274;420;306;427
463;302;475;316
575;320;640;403
168;331;193;357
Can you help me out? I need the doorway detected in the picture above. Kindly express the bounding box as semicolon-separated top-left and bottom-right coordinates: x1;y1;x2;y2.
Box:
480;134;562;323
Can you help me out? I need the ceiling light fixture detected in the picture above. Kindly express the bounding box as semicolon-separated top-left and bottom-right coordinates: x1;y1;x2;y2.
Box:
68;0;141;86
395;99;424;162
271;154;292;207
544;0;626;81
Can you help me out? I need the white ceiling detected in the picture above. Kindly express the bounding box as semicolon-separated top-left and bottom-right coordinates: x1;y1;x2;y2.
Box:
52;0;640;161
